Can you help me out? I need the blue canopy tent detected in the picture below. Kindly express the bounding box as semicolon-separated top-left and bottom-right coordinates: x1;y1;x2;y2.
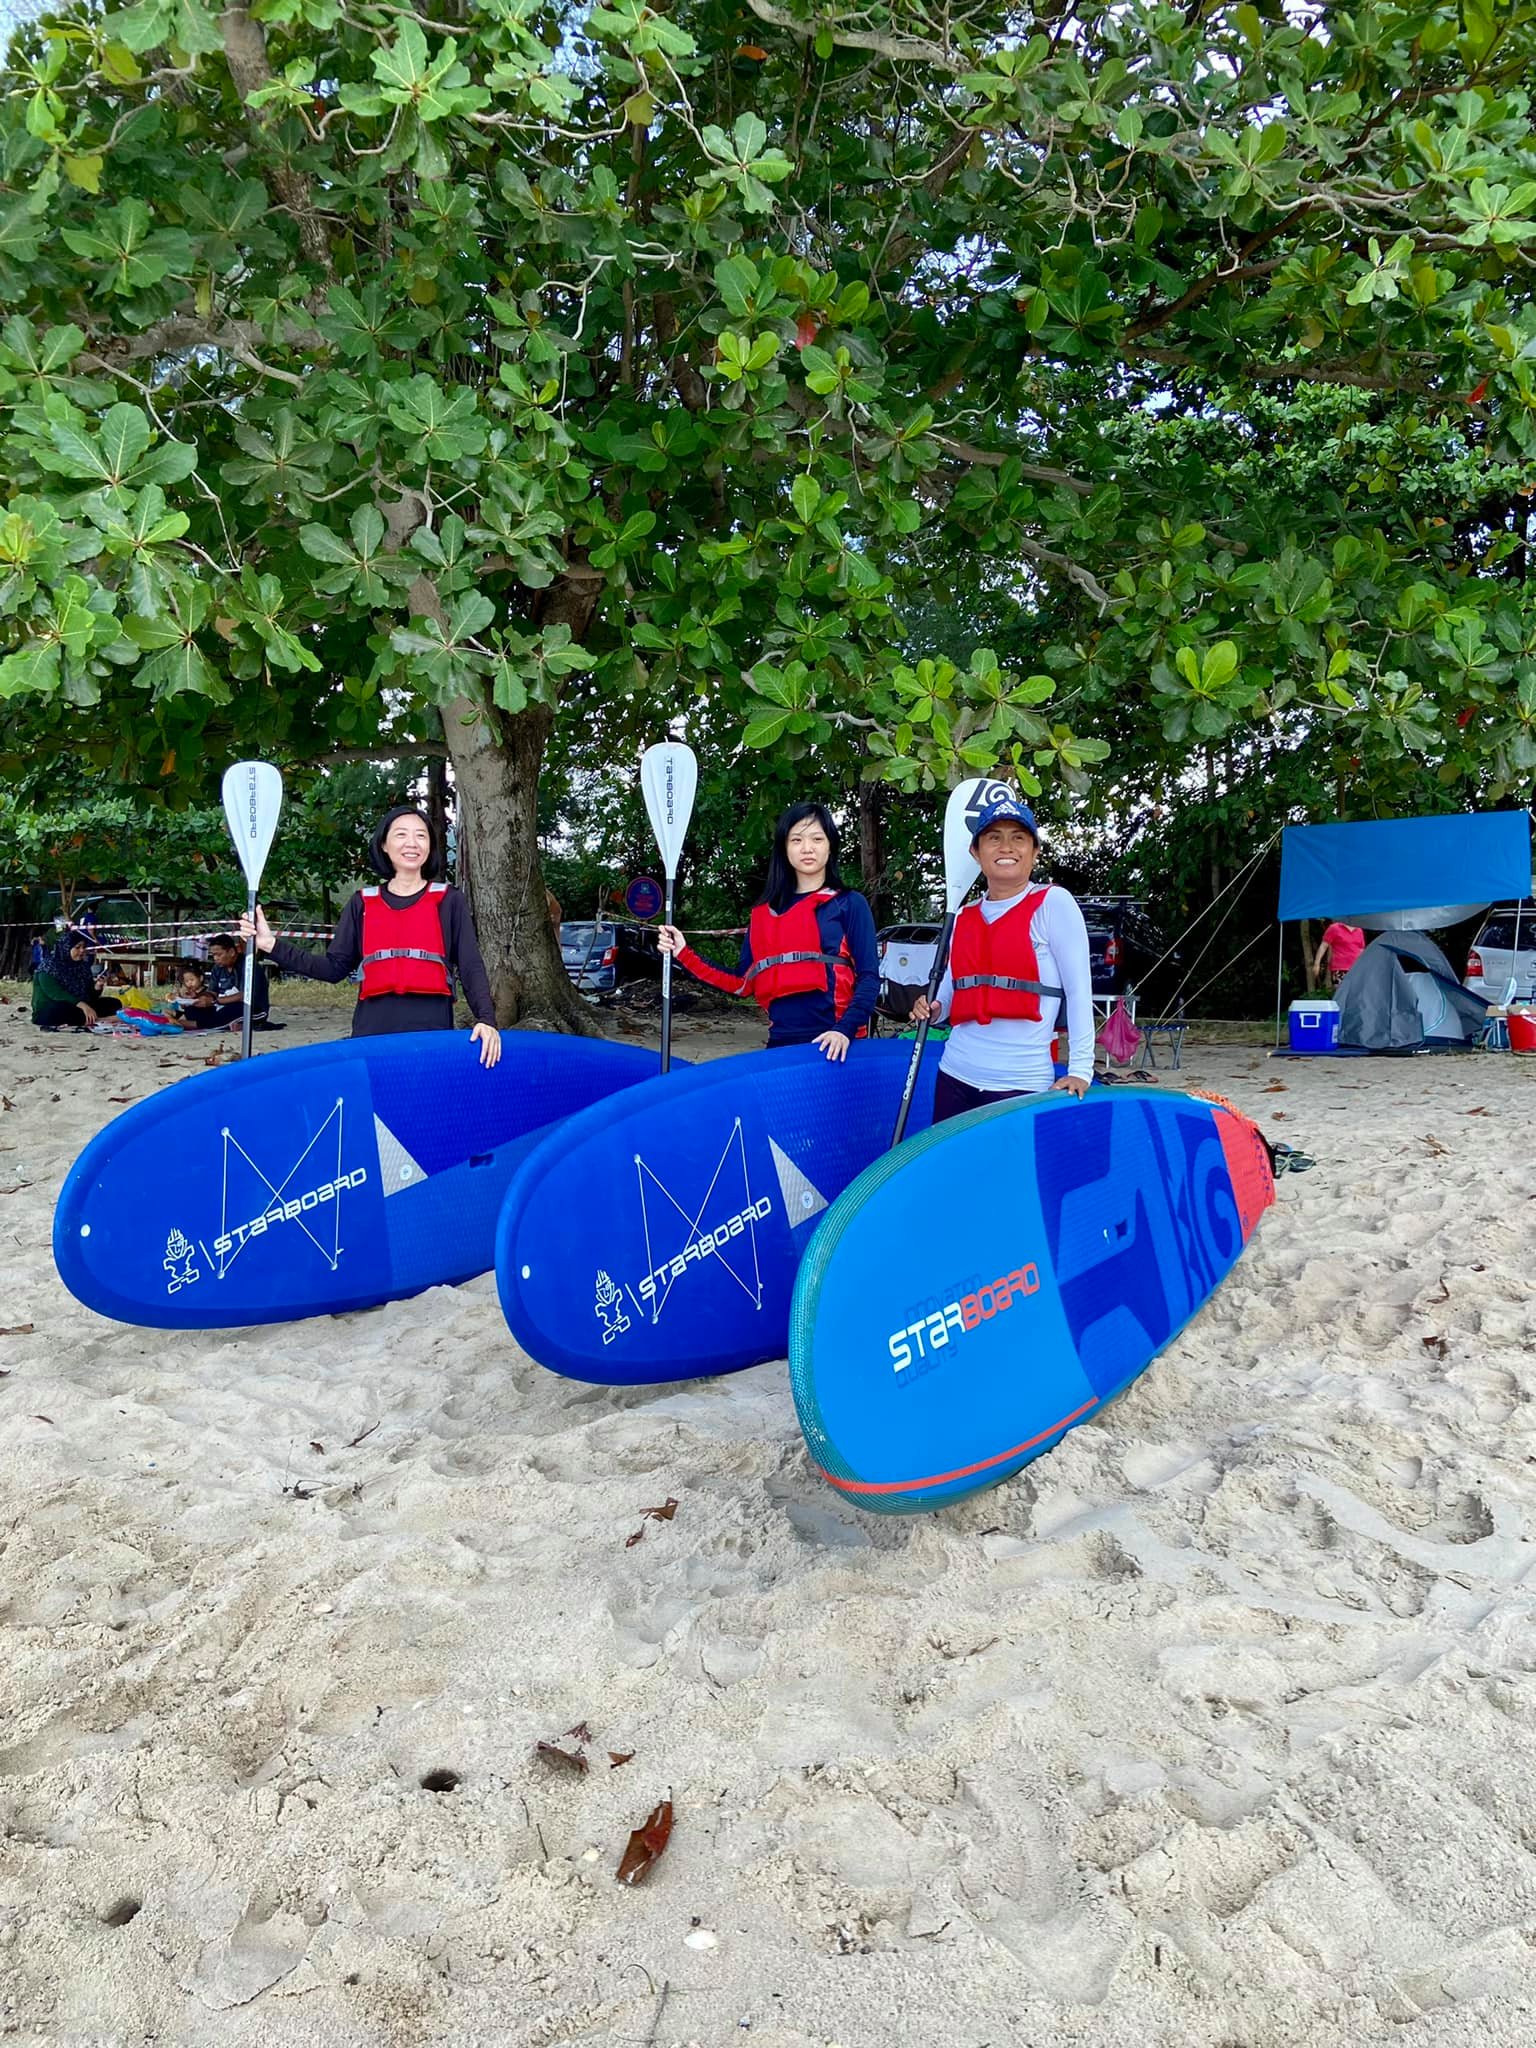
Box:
1278;811;1532;929
1276;811;1533;1043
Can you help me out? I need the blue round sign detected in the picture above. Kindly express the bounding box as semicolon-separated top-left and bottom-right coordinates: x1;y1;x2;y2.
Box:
625;876;664;921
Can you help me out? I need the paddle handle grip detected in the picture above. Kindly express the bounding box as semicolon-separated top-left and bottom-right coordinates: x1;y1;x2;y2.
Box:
659;875;675;1074
240;886;257;1062
889;908;956;1148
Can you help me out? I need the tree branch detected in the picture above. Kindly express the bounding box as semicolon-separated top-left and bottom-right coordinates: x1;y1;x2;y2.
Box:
1126;344;1434;394
1017;536;1118;615
220;4;332;272
1123;221;1302;342
932;436;1092;494
743;0;961;69
313;743;448;764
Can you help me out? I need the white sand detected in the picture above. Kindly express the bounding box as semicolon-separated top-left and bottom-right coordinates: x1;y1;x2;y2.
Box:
2;985;1534;2047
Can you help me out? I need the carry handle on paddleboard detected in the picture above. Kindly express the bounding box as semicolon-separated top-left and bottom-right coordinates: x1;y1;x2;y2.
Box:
221;761;284;1062
889;776;1016;1147
640;742;698;1074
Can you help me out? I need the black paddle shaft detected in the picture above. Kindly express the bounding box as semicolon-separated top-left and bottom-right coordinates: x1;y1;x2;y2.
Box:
659;875;676;1074
889;907;957;1148
240;886;257;1062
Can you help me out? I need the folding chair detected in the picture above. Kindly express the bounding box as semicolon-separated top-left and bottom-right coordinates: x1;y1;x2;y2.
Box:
1134;1002;1188;1072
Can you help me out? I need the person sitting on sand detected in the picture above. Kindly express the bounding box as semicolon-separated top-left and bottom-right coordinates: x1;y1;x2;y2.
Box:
30;932;124;1032
912;797;1094;1122
200;934;270;1031
169;962;213;1022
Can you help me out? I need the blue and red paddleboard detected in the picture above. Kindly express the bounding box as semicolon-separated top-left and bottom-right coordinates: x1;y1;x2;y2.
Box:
55;1031;667;1329
495;1039;944;1384
789;1087;1275;1513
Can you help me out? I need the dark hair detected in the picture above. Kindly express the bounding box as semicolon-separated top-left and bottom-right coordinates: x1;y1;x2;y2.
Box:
367;805;443;882
208;933;240;954
757;802;846;913
177;960;204;978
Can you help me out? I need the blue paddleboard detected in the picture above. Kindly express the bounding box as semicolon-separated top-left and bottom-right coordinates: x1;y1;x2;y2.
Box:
55;1031;668;1329
496;1040;944;1384
789;1087;1275;1513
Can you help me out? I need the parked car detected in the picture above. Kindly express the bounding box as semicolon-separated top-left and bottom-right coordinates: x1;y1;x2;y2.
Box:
1464;901;1536;1002
877;897;1174;1018
560;919;620;994
1078;897;1173;998
877;923;941;1020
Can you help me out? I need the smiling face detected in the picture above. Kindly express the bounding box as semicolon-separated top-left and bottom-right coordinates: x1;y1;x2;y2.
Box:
383;813;432;881
785;817;831;888
975;820;1038;897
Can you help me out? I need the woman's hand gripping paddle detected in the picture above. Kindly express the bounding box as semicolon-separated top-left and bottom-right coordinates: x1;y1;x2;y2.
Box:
888;776;1015;1146
640;742;698;1073
221;761;283;1061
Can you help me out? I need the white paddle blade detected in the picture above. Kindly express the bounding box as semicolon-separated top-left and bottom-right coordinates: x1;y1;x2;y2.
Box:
640;742;698;880
221;761;284;890
942;775;1015;911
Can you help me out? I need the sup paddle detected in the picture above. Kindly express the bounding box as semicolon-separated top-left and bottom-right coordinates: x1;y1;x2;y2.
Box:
220;761;284;1061
888;775;1016;1146
640;741;698;1073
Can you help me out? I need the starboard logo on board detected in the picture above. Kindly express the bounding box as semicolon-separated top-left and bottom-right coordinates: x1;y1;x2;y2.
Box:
591;1121;830;1339
166;1096;369;1292
887;1257;1043;1386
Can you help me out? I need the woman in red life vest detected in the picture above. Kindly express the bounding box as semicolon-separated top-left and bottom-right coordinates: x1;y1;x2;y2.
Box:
239;805;503;1067
656;801;879;1058
912;796;1093;1121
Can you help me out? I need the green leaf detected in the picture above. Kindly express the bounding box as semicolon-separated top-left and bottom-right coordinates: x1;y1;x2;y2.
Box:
743;707;794;748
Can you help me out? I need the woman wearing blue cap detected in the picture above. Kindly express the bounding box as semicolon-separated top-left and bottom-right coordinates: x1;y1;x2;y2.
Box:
913;797;1095;1121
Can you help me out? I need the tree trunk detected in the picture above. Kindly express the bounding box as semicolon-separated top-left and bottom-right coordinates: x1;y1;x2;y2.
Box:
1300;917;1318;992
858;778;890;926
424;722;449;870
445;696;597;1034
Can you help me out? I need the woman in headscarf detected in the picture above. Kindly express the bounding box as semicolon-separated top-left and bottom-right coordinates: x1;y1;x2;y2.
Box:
239;805;502;1066
31;931;123;1031
656;800;879;1059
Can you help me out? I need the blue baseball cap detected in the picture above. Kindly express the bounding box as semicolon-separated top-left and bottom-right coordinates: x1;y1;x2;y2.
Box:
970;796;1039;846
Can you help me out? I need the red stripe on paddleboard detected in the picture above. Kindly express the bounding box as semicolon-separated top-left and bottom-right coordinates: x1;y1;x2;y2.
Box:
817;1395;1101;1496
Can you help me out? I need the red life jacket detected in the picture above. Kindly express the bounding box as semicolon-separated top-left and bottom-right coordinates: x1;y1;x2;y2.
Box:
948;888;1063;1026
359;884;451;1000
743;892;855;1017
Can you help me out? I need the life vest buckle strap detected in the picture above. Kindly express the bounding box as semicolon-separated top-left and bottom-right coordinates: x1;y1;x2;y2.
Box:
952;973;1064;998
360;947;449;968
744;948;840;983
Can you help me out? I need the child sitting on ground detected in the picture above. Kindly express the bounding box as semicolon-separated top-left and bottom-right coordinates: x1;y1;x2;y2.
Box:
169;962;215;1024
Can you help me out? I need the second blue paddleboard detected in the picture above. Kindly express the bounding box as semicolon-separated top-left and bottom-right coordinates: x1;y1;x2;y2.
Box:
496;1040;943;1383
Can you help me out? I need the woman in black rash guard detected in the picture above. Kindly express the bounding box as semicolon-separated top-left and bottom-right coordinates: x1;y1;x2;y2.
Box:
239;805;502;1066
657;801;879;1057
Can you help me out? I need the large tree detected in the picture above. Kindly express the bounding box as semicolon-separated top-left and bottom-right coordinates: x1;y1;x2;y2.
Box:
2;0;1533;1022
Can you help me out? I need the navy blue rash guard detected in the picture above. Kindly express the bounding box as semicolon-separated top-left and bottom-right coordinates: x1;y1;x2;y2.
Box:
676;888;881;1046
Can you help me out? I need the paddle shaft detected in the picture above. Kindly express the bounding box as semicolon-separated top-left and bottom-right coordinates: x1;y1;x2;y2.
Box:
889;908;956;1147
240;886;257;1060
659;874;676;1074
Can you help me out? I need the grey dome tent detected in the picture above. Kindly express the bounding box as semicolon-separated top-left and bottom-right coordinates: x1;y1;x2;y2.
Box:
1336;933;1489;1052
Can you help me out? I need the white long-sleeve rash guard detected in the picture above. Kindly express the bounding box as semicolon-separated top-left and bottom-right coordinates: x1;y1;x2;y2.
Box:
934;884;1096;1094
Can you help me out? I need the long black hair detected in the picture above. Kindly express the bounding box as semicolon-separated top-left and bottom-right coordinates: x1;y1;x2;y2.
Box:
366;805;444;882
757;801;847;913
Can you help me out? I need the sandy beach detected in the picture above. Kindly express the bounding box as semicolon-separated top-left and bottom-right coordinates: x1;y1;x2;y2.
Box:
2;984;1534;2047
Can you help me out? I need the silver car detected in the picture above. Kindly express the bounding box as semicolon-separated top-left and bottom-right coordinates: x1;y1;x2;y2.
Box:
1464;903;1536;1002
560;920;619;994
